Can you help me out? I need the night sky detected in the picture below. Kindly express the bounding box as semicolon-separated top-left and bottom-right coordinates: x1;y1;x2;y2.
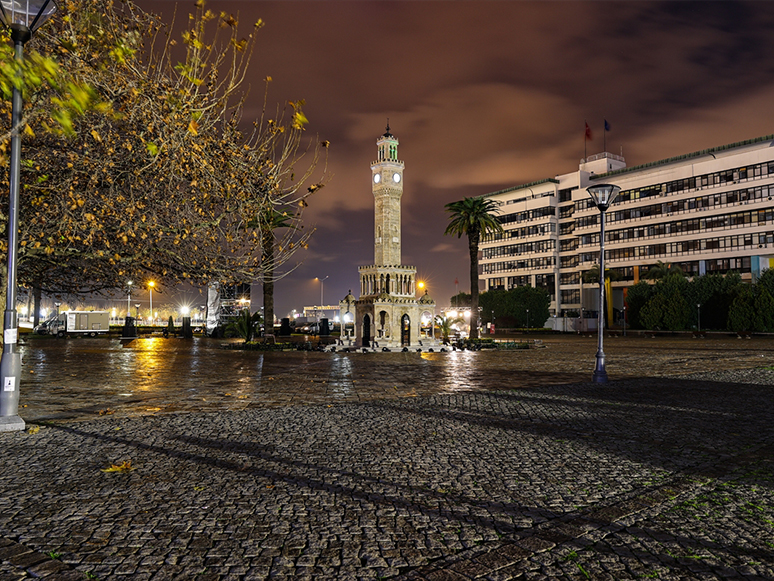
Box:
137;1;774;318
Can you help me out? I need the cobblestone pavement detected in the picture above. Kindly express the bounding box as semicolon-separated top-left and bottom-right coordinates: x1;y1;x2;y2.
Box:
0;336;772;580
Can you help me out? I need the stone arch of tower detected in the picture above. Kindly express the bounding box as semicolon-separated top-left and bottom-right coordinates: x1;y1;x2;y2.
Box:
378;310;390;339
420;309;434;338
401;314;410;346
362;314;371;347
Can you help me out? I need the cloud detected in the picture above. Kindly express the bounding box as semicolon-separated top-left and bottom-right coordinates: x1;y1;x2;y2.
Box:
428;243;456;253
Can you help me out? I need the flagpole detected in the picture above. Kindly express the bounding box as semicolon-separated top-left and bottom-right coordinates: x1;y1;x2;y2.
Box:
603;120;606;153
584;120;587;159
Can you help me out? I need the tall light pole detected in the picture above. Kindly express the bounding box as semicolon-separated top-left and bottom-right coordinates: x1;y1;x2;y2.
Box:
697;303;701;334
0;0;58;432
623;305;627;337
586;183;621;383
148;281;155;325
316;276;328;322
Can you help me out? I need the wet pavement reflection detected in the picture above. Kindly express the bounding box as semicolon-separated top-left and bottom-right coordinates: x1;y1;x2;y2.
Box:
16;334;774;422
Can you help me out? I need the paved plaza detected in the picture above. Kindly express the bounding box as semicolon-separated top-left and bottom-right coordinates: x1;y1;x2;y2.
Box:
0;335;773;580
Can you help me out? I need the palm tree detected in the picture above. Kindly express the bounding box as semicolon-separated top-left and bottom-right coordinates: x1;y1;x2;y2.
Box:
642;260;684;280
582;264;624;284
434;314;464;345
227;309;256;343
444;197;504;339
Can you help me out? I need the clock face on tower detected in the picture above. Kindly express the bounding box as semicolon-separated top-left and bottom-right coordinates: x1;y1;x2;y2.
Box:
373;173;381;184
393;173;401;183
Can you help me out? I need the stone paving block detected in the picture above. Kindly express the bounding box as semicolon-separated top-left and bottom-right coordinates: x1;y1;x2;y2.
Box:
6;550;47;569
26;558;70;577
0;545;29;561
514;537;555;554
425;569;471;581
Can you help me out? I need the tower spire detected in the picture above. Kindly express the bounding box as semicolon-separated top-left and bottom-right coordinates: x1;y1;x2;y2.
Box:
384;119;393;138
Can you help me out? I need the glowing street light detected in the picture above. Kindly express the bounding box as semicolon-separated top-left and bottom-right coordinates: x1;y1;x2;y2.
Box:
0;0;59;431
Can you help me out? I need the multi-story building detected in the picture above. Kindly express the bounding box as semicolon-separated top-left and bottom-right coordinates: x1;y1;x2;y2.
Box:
479;134;774;322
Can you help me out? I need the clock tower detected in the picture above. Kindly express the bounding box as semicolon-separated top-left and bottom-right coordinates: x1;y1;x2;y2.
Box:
340;124;436;349
371;126;404;266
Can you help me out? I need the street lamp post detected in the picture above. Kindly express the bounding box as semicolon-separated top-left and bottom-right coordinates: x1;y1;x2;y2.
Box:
586;183;621;383
526;308;529;332
0;0;58;431
316;276;328;322
148;281;155;326
697;303;701;334
126;280;133;318
623;305;627;337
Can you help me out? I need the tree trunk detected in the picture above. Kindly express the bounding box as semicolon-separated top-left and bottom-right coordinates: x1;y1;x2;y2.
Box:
33;283;42;327
262;234;275;336
468;231;480;339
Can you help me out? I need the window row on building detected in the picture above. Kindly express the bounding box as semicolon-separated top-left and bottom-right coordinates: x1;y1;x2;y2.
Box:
497;205;555;225
482;238;556;259
575;182;774;230
482;255;556;274
578;231;773;264
486;222;556;242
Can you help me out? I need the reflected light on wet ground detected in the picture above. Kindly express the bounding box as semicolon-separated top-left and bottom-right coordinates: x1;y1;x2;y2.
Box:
16;334;774;422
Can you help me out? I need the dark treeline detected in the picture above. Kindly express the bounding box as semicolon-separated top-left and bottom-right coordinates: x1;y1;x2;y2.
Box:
627;269;774;332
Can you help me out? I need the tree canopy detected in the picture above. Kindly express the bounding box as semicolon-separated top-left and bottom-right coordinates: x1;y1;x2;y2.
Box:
0;0;327;300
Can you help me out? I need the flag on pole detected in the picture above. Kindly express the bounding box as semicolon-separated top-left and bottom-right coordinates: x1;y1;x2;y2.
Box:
584;121;592;159
604;119;610;152
604;119;611;132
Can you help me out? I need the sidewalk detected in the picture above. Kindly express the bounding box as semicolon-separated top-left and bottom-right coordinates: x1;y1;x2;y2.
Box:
1;339;773;580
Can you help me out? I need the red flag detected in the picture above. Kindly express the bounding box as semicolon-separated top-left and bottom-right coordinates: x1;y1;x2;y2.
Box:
454;278;459;285
585;122;592;141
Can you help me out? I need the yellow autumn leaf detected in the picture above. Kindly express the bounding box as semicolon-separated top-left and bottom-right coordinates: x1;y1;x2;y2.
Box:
101;460;134;473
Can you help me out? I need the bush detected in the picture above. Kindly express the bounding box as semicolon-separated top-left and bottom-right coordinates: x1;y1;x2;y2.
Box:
625;281;654;329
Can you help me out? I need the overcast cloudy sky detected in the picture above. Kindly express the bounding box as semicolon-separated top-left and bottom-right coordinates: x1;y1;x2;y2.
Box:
139;1;774;317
